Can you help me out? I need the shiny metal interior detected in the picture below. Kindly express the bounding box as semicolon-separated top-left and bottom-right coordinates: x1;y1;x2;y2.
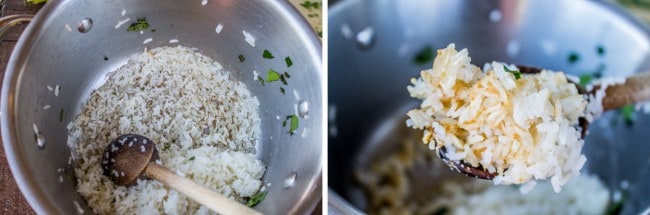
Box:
329;0;650;214
1;0;322;214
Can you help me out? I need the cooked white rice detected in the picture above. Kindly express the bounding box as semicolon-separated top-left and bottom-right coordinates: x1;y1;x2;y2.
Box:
67;46;265;214
406;44;588;192
355;132;610;215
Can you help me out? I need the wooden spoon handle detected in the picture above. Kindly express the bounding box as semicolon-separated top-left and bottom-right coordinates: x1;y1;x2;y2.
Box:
602;72;650;111
145;162;262;215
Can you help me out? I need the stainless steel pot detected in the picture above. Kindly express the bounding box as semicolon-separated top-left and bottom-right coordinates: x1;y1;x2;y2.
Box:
1;0;322;214
329;0;650;214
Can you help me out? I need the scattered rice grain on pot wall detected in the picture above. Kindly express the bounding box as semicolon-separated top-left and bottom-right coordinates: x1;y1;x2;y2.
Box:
67;46;265;214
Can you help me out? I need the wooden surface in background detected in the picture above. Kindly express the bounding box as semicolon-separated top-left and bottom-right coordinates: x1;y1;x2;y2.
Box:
1;0;41;214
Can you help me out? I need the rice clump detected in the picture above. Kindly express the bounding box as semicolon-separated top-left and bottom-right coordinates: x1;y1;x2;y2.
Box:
67;46;265;214
406;44;587;192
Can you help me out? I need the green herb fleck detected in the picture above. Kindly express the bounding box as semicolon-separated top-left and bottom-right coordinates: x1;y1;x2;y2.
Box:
163;144;170;151
300;0;320;10
285;57;293;67
503;65;522;80
266;70;280;82
189;156;195;161
25;0;47;4
283;72;291;79
59;108;64;122
318;31;322;37
284;115;299;135
280;74;288;85
568;52;580;64
103;56;109;61
621;104;635;126
238;54;246;63
127;18;149;32
597;45;605;56
257;76;265;86
151;29;156;32
262;50;274;59
290;115;299;135
605;190;627;215
579;73;593;88
413;45;434;65
246;190;268;207
432;207;449;215
280;87;285;95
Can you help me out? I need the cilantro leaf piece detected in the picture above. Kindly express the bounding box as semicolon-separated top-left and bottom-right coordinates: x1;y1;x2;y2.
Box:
621;104;635;126
285;57;293;67
263;50;274;59
266;70;280;82
127;18;149;32
568;52;580;64
413;45;434;65
246;190;268;207
579;73;593;88
503;65;522;80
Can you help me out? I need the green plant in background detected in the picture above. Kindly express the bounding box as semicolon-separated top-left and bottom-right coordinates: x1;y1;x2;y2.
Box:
618;0;650;8
25;0;47;4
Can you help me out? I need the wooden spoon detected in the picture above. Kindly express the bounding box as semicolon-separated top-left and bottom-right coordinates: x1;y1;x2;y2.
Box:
438;67;650;180
101;134;262;215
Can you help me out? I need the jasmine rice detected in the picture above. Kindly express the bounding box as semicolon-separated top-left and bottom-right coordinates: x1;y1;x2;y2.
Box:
67;46;265;214
407;44;587;192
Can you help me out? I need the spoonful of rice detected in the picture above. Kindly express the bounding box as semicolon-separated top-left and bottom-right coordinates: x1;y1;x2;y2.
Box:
102;134;262;215
406;44;650;192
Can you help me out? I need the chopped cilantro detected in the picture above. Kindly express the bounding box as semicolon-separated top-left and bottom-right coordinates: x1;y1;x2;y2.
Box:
579;73;593;88
279;74;288;85
280;87;285;95
25;0;47;4
568;52;580;64
284;72;291;78
284;115;299;135
238;54;246;63
127;18;150;32
285;57;293;67
605;190;627;215
59;108;64;122
262;50;274;59
257;76;265;85
246;190;268;207
151;29;156;32
597;45;605;56
432;207;448;215
266;70;280;82
189;156;195;161
621;104;635;126
300;0;320;9
503;65;522;80
413;45;434;65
